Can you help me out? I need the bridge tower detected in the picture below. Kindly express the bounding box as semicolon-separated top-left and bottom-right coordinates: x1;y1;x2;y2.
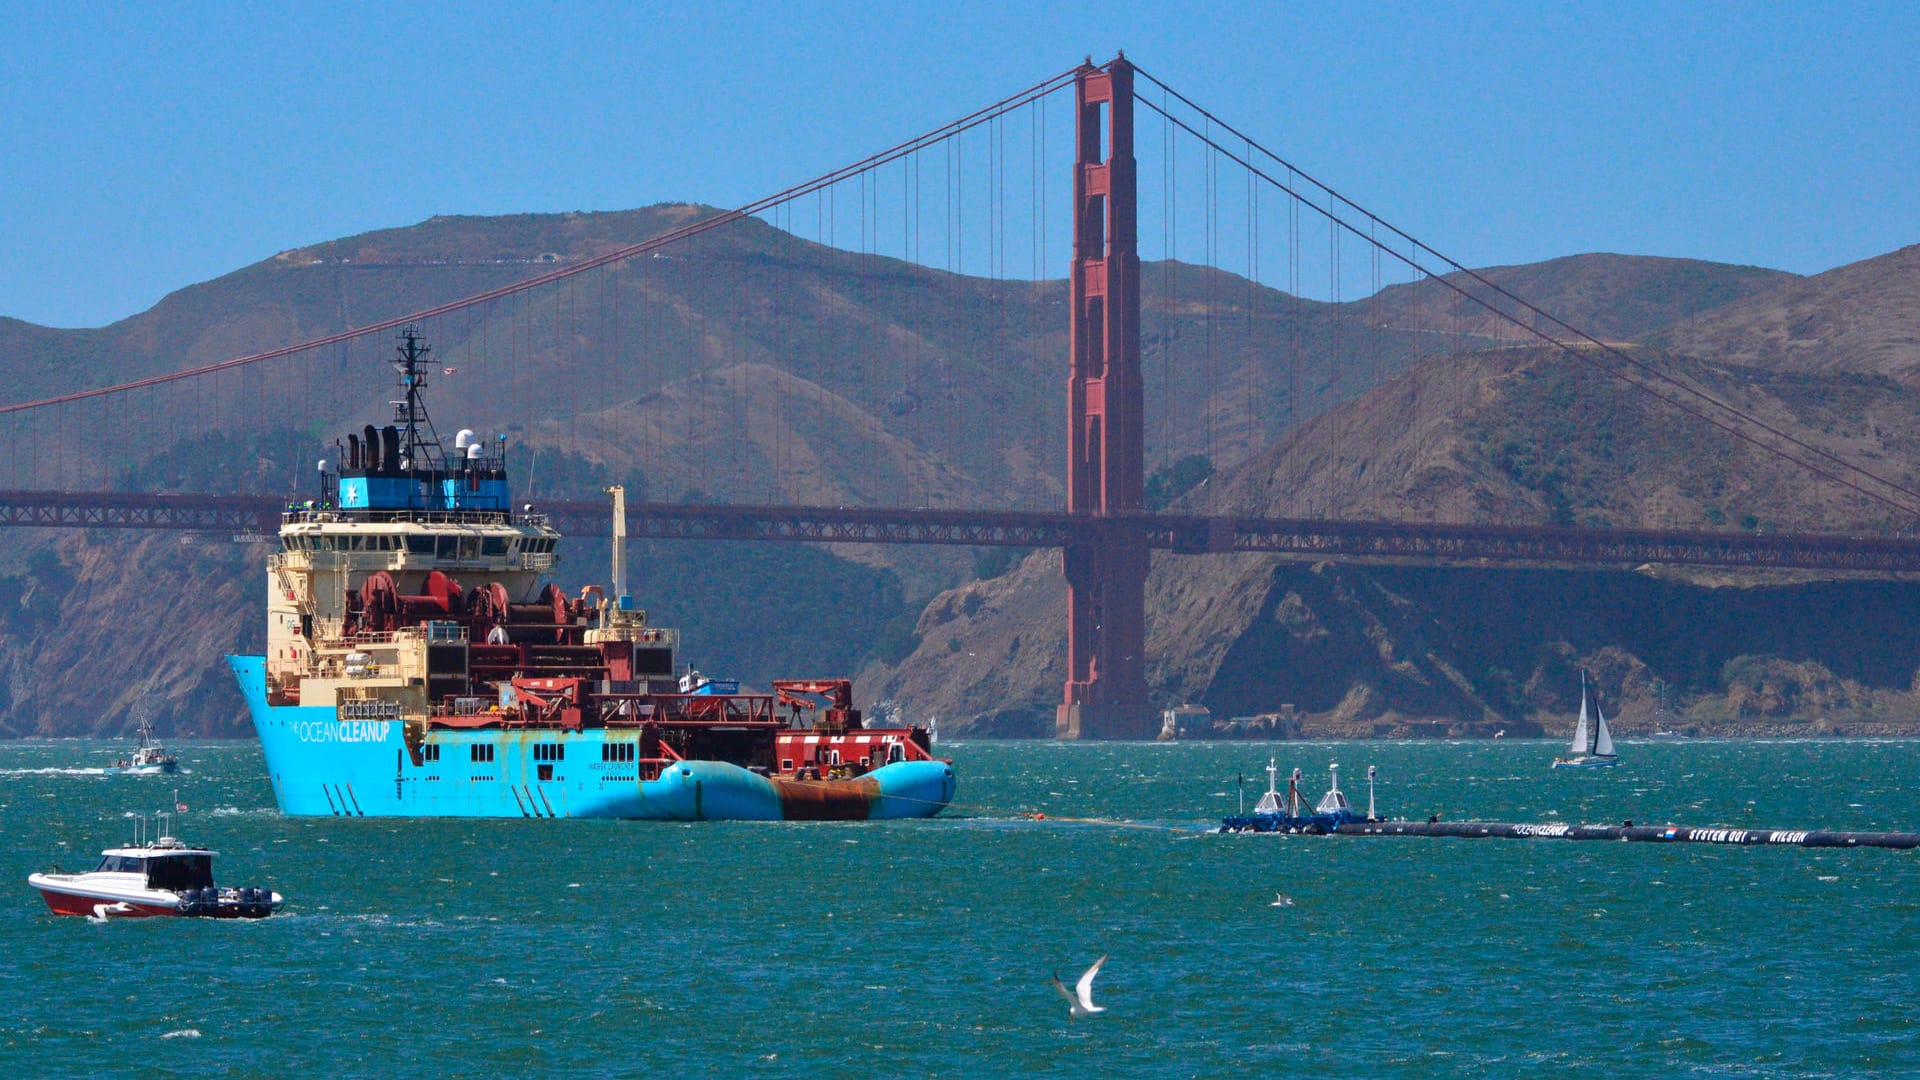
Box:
1057;56;1154;739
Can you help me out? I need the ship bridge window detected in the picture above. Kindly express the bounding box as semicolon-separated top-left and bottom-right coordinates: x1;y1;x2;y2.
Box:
146;854;214;891
407;536;435;555
482;537;509;556
534;743;566;762
436;537;458;559
459;537;479;559
601;742;635;762
470;743;494;763
94;855;144;873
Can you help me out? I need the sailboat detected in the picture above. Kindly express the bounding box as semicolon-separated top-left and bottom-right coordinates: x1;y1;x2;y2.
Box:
1551;670;1617;769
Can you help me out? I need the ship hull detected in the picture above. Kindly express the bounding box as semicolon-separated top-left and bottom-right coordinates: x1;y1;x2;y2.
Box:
229;656;955;820
29;877;179;918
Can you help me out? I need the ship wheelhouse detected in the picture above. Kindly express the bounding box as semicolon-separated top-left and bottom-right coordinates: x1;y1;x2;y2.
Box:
261;329;679;723
92;846;217;892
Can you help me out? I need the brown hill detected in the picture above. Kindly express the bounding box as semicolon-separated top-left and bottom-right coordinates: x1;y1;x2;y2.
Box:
6;209;1659;506
1650;243;1920;377
1369;253;1794;345
0;205;1886;737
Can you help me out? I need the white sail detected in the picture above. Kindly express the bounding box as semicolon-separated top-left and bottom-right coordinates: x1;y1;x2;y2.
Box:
1569;675;1591;756
1593;697;1615;758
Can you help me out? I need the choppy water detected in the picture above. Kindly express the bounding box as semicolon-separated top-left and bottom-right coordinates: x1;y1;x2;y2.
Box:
4;738;1919;1077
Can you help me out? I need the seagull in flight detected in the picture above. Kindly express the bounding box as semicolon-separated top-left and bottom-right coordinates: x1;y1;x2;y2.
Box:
1050;954;1107;1019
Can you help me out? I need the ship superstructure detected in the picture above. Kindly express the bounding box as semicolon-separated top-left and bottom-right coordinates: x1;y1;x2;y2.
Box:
231;329;954;820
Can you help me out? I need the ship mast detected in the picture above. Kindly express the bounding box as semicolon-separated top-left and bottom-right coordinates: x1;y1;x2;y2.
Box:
391;327;441;473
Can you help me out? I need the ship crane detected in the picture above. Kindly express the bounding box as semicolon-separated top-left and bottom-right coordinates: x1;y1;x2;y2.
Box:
773;679;861;734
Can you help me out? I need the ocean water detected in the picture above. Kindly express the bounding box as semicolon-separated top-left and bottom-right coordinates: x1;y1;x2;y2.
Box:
4;738;1919;1078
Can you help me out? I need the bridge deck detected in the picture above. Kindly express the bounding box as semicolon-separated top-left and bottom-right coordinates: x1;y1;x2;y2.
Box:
2;490;1916;574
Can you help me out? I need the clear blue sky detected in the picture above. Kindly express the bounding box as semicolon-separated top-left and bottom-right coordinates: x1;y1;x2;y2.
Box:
3;1;1916;329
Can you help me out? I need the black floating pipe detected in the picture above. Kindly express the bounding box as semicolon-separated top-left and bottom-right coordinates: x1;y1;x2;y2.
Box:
363;425;380;472
1335;820;1920;850
382;425;400;472
347;433;361;470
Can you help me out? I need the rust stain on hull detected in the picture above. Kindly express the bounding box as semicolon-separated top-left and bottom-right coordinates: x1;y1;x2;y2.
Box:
771;776;881;821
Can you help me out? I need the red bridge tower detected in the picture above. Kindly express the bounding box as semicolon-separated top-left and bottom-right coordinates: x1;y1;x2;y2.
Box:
1057;57;1154;739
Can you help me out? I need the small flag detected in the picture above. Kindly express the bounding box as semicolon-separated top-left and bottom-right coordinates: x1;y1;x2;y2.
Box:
175;801;188;813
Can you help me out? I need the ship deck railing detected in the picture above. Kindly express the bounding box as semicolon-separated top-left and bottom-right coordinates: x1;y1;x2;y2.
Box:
420;694;785;728
282;508;551;528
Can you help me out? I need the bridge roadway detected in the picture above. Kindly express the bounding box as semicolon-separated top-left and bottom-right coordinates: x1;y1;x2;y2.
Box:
1;489;1917;574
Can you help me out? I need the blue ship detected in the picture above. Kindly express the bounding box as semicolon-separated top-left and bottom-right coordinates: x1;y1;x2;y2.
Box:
229;329;954;820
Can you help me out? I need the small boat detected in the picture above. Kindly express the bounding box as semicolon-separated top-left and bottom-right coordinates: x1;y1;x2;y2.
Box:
28;818;281;920
108;714;177;775
1552;670;1618;769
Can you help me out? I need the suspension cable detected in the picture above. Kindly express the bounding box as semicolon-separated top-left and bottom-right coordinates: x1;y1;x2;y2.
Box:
0;65;1084;417
1131;66;1920;518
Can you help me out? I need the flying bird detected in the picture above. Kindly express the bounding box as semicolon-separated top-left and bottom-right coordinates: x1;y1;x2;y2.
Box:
1050;954;1108;1019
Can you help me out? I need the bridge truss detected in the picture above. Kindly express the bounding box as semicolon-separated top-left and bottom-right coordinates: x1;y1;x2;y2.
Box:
8;490;1918;575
